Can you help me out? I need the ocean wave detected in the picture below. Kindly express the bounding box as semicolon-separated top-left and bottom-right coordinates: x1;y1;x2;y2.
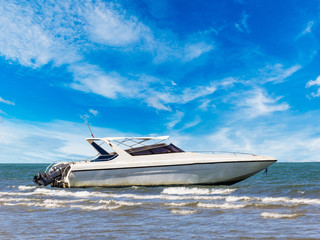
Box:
260;212;302;219
32;188;108;198
250;203;300;209
17;186;36;191
170;209;198;215
162;187;235;195
197;202;246;209
2;201;65;208
69;204;120;211
260;197;320;205
225;196;253;202
0;197;37;202
165;201;198;207
98;199;143;207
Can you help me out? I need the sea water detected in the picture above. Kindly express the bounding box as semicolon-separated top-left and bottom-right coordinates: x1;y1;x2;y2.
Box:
0;163;319;239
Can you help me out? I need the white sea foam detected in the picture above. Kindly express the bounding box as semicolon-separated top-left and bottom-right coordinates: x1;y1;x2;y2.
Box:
197;202;246;209
0;189;226;201
260;212;301;219
17;185;36;191
0;191;29;196
3;201;64;208
42;199;87;204
32;188;107;198
171;209;198;215
162;187;235;195
70;204;120;211
225;196;253;202
0;197;37;202
165;202;197;207
261;197;320;205
161;194;226;201
98;199;143;206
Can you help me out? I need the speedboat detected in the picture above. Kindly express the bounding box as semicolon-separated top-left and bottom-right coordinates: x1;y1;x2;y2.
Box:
33;136;277;188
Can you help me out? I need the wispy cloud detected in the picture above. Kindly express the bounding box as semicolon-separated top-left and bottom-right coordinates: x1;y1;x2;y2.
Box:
0;1;84;67
198;100;216;111
203;110;320;162
306;75;320;97
0;118;127;163
302;21;314;35
238;88;290;118
167;113;201;131
0;97;15;105
183;42;213;62
143;82;217;111
0;109;7;116
167;111;184;129
69;63;131;99
180;116;201;130
0;97;14;117
256;64;301;84
89;109;99;117
235;12;250;33
0;0;213;66
85;2;151;47
0;0;214;112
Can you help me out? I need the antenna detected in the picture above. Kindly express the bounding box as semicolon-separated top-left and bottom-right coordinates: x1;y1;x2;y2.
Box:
86;120;95;138
81;114;95;138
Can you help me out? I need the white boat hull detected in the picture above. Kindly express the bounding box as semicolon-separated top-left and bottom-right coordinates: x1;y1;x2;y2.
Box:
33;136;277;188
67;160;275;187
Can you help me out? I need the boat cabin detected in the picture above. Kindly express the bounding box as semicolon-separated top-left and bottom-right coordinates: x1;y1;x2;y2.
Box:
87;136;184;161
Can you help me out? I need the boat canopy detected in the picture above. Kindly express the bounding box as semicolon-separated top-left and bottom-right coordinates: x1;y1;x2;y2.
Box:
86;136;183;159
86;136;169;149
86;136;169;142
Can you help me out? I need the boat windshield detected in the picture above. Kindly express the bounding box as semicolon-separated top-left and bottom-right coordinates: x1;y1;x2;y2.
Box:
126;143;184;156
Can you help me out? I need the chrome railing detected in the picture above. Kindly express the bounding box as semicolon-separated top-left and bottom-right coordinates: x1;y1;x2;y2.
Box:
191;151;255;156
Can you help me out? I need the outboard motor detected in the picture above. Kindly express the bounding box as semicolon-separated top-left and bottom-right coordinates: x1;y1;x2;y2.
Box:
33;163;69;187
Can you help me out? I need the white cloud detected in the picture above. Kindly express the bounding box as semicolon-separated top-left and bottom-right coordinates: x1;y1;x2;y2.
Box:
145;96;172;111
219;77;237;87
85;2;149;47
199;100;210;111
69;63;131;99
256;64;301;83
239;88;290;118
180;84;217;103
0;0;213;67
0;3;53;67
0;109;7;116
183;42;213;62
202;118;320;162
89;109;99;117
0;118;127;163
167;111;184;129
235;12;250;33
302;21;314;35
71;70;217;111
143;82;217;111
0;1;86;67
306;76;320;87
180;116;201;130
0;0;214;112
306;76;320;97
0;97;15;105
198;100;216;111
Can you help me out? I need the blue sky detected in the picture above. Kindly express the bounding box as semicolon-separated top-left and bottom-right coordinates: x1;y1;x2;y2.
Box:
0;0;320;162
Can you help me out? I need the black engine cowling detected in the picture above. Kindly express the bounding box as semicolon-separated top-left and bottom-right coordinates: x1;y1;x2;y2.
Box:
33;163;69;187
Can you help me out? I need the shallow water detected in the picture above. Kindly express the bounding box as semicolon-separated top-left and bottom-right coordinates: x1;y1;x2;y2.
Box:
0;163;319;239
